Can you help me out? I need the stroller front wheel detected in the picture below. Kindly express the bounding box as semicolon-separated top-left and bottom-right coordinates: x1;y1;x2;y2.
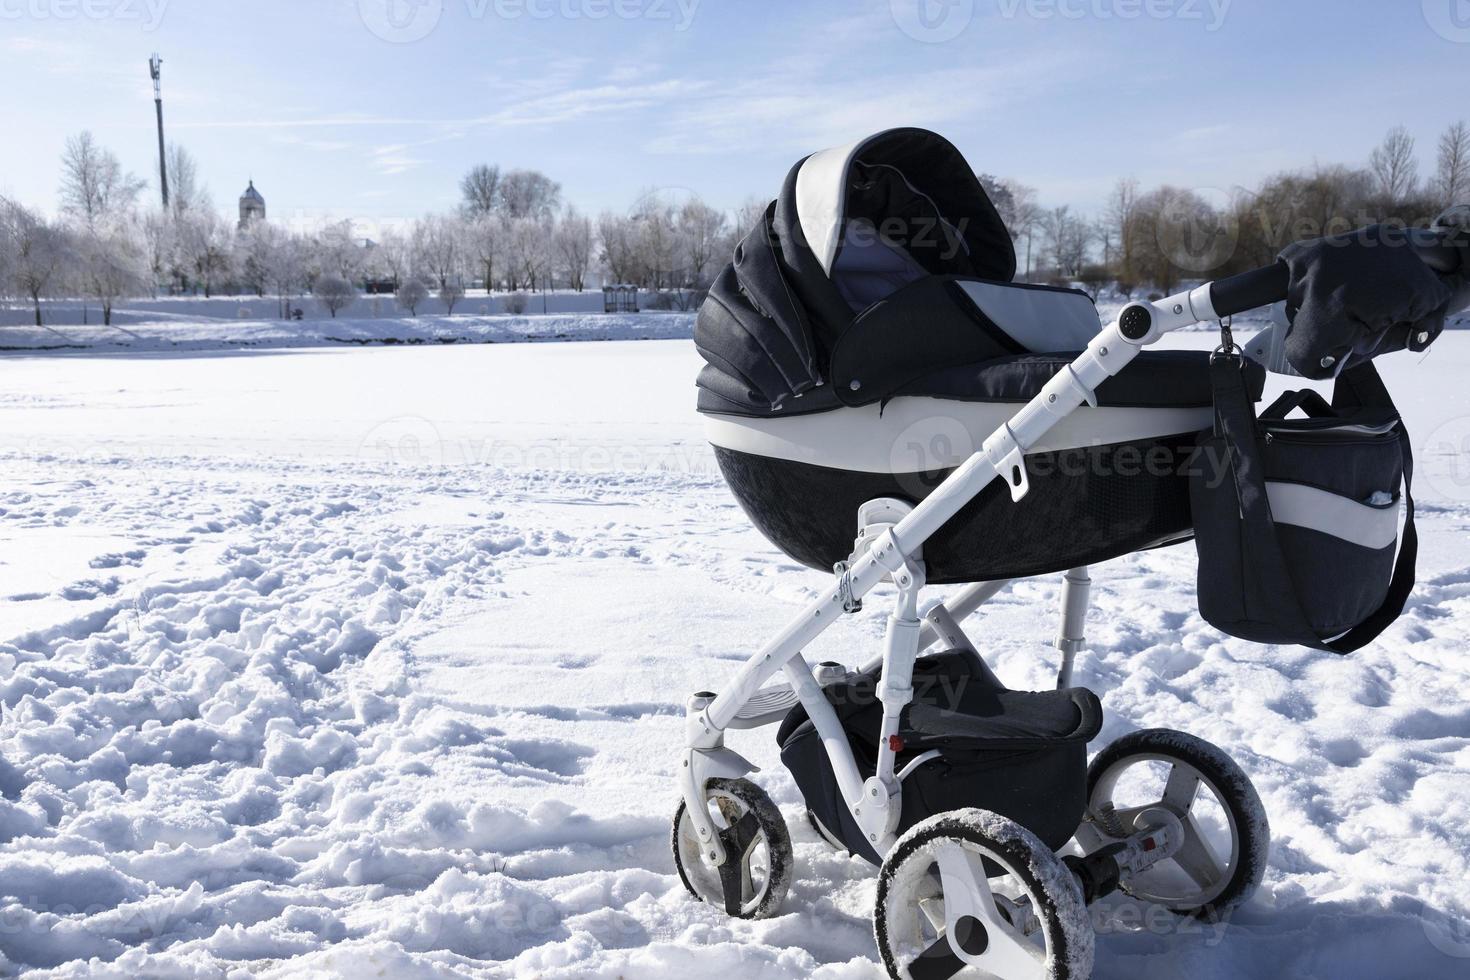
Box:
671;777;793;919
1085;728;1270;920
875;808;1094;980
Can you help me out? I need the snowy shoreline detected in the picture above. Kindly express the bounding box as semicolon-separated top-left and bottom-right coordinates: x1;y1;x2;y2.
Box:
0;312;696;353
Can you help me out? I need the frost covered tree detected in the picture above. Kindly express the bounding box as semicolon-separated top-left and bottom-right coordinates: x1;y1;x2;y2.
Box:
466;213;504;292
58;132;147;324
140;210;173;297
314;274;358;318
374;228;411;290
597;211;641;285
314;220;364;283
412;214;465;290
1369;126;1419;206
1438;121;1470;207
497;169;562;220
439;280;464;314
174;209;234;297
59;132;145;232
1;198;67;325
165;143;209;221
396;276;430;316
677;198;727;290
504;216;551;291
553;208;593;291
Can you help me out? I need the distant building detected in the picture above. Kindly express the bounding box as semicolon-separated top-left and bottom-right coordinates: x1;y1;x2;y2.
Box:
238;180;266;229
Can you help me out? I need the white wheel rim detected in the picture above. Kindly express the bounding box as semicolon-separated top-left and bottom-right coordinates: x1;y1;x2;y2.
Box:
676;789;773;916
883;837;1051;980
1090;753;1239;909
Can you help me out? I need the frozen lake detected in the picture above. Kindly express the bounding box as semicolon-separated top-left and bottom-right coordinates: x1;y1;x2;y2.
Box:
1;336;1469;978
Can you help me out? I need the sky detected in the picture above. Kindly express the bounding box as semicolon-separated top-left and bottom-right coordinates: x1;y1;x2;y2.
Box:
1;0;1468;235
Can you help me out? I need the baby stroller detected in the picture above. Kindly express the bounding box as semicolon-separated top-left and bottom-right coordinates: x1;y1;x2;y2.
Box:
672;128;1468;979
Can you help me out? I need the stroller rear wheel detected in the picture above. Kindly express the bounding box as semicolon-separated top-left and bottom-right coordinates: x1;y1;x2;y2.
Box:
671;777;793;919
875;808;1094;980
1086;728;1269;920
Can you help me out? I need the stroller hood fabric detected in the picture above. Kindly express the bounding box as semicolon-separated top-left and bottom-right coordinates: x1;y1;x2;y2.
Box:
695;128;1016;415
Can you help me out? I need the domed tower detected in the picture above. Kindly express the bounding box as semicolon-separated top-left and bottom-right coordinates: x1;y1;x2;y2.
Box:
238;180;266;229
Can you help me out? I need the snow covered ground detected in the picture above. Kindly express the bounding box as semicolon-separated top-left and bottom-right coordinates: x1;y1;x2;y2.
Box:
1;334;1469;977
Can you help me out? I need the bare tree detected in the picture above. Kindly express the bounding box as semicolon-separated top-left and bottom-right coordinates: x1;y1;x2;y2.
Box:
1369;126;1419;205
165;143;208;220
79;224;146;325
412;214;465;290
396;276;430;316
504;216;551;292
553;207;593;291
998;179;1040;278
1;198;66;325
466;213;504;292
314;274;358;318
1108;177;1140;287
375;228;411;289
140;210;172;297
439;280;464;314
173;208;233;297
314;220;363;282
597;211;641;285
677;198;727;290
460;164;502;217
1438;121;1470;207
497;169;562;220
59;132;144;231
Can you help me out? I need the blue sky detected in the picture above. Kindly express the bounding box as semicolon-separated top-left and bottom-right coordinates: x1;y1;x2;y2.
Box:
1;0;1467;233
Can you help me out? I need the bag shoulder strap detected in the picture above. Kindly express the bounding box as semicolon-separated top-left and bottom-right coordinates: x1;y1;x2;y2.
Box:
1322;363;1417;654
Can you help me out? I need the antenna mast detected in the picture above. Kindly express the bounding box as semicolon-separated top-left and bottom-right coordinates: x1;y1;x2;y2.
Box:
149;53;169;210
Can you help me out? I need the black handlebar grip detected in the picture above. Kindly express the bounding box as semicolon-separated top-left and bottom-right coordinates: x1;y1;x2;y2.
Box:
1209;261;1290;318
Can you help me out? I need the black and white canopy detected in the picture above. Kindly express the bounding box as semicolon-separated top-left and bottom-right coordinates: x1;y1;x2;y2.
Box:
695;128;1113;418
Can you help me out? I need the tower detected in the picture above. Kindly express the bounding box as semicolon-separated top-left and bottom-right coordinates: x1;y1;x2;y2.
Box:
149;53;168;209
239;181;266;229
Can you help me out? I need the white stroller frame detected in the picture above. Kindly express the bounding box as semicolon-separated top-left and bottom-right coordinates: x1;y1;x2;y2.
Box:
680;284;1227;868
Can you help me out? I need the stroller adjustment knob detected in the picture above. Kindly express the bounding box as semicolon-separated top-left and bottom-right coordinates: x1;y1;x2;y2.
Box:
1119;303;1154;341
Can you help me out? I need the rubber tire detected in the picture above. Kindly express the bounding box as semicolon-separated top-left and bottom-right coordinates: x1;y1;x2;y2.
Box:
671;777;793;920
1086;728;1269;921
875;807;1094;980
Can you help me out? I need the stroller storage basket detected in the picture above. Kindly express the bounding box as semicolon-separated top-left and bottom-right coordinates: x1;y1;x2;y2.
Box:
777;650;1102;865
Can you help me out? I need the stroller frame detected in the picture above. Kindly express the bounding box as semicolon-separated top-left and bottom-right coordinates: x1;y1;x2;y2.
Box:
680;283;1226;868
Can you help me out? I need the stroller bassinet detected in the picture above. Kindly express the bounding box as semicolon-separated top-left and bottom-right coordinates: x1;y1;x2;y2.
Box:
696;128;1264;583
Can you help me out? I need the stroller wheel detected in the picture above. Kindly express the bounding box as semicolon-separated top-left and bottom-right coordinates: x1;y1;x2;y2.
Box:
1086;728;1270;920
875;808;1094;980
671;777;793;919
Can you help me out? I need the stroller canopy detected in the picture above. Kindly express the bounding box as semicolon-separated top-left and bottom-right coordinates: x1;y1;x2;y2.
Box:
790;127;1016;299
696;128;1099;418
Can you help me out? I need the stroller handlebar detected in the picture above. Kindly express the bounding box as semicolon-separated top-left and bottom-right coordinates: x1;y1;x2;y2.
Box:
1207;221;1469;320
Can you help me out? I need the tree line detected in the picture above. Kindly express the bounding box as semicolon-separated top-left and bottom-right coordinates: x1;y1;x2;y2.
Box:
3;122;1467;325
0;134;762;325
991;121;1469;299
